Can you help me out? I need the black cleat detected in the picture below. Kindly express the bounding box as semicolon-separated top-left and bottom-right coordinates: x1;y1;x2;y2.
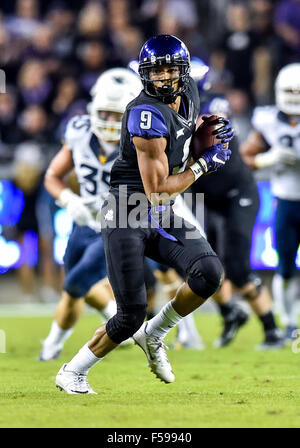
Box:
214;308;249;348
256;328;286;350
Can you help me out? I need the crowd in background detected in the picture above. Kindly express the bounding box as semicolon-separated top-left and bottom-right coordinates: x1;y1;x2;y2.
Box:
1;0;300;161
0;0;299;300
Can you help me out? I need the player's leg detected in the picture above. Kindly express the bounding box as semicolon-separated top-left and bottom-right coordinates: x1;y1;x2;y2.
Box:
55;291;84;329
144;259;202;348
132;216;223;381
174;312;205;350
154;265;182;296
41;281;119;362
223;189;284;349
212;280;249;348
239;278;284;349
154;265;204;350
144;259;159;320
203;204;249;347
39;225;83;361
39;291;84;361
85;279;135;347
40;226;110;360
170;196;206;349
85;257;155;325
56;226;148;393
152;213;224;317
273;199;300;340
85;279;117;321
88;227;147;348
61;219;217;388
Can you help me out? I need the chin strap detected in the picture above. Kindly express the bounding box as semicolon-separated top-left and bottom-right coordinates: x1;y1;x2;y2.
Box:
156;85;177;104
146;80;183;104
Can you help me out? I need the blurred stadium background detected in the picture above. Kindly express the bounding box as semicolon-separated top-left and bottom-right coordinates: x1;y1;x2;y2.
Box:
0;0;299;306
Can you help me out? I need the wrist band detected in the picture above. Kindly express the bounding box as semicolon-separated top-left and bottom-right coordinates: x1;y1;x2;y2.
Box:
189;159;207;180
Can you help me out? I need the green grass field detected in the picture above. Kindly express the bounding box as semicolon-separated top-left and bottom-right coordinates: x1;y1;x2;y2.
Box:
0;312;300;428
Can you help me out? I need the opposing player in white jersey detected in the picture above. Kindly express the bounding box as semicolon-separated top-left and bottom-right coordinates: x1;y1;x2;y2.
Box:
39;68;143;361
241;63;300;341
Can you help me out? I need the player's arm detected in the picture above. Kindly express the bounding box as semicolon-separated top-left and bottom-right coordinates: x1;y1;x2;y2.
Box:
130;105;232;204
44;144;74;199
134;136;196;203
240;130;268;169
241;130;297;169
45;144;94;226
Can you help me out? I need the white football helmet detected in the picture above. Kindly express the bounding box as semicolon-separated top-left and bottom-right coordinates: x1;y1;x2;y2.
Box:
89;68;143;142
275;63;300;116
190;57;210;89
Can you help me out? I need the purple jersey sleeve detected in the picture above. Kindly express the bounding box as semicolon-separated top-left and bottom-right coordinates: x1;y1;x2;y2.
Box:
128;104;169;139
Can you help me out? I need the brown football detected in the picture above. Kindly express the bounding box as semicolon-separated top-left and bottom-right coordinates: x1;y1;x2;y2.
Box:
190;114;228;160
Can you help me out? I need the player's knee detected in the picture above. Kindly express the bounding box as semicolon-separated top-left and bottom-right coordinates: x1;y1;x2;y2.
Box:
106;304;147;344
63;275;84;299
61;291;79;306
187;255;224;299
240;274;263;301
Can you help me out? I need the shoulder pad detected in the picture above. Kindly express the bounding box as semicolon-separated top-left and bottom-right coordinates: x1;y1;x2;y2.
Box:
251;106;277;133
128;104;169;139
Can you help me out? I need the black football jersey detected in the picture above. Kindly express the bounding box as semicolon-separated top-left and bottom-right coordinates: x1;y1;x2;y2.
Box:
191;137;255;200
110;77;200;194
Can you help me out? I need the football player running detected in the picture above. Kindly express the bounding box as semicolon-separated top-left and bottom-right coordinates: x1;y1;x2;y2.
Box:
241;63;300;342
55;34;233;394
39;68;143;362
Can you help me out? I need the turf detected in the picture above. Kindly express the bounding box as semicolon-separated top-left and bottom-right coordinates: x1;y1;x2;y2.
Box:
0;312;299;428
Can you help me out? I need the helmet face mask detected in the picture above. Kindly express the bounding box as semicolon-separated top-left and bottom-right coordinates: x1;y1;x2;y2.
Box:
147;65;181;99
90;94;124;143
138;35;190;104
92;109;123;143
275;63;300;116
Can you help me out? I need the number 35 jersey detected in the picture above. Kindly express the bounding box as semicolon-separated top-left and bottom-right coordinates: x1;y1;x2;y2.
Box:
63;114;119;211
110;77;200;194
252;106;300;201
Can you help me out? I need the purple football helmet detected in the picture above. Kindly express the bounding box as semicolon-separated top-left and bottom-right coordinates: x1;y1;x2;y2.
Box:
138;34;190;104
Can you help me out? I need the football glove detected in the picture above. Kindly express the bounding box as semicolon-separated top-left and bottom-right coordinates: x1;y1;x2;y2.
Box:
190;144;231;180
254;146;297;168
199;143;232;172
58;188;94;227
202;115;235;144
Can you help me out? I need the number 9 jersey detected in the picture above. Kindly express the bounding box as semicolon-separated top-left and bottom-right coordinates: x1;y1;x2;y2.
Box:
110;76;200;195
63;114;120;211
